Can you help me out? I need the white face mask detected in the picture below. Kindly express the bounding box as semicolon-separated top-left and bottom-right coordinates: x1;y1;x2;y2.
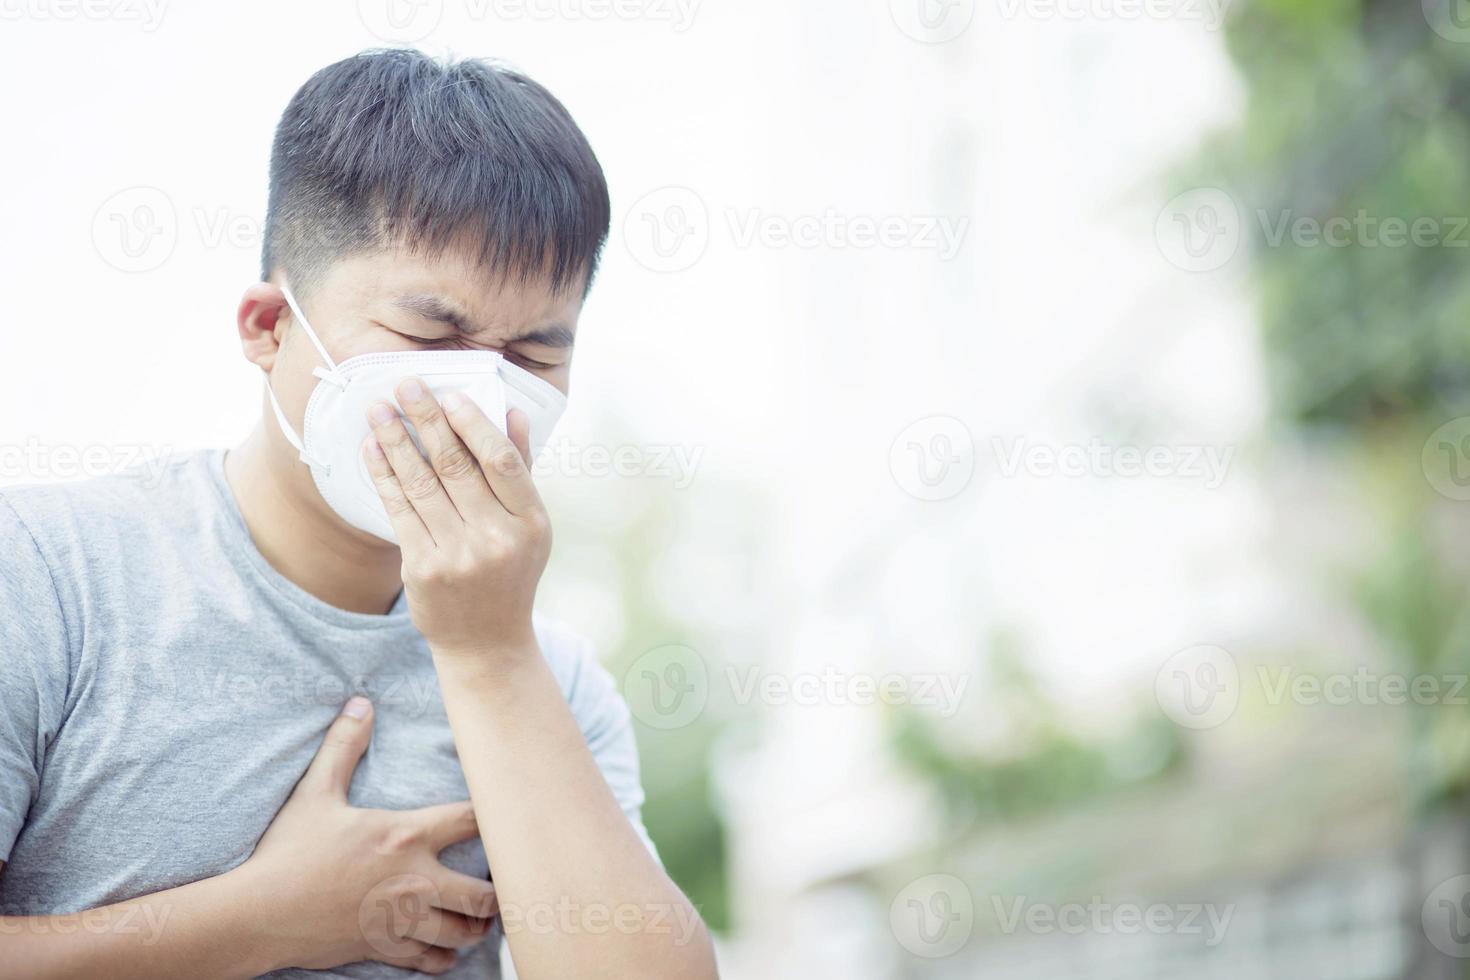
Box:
266;283;568;544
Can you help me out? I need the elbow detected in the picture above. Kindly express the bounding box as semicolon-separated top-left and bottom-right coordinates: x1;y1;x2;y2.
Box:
671;910;720;980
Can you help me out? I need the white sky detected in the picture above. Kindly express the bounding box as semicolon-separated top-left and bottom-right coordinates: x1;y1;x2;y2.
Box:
0;0;1260;712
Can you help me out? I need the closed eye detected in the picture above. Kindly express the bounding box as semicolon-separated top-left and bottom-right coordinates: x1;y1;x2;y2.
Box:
506;352;558;371
399;332;558;371
399;333;470;350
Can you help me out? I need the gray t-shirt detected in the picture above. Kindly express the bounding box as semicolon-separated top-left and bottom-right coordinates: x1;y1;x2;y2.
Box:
0;450;654;978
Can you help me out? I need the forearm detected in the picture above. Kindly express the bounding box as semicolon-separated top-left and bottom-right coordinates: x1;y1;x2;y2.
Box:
0;862;281;980
363;381;716;976
433;647;717;980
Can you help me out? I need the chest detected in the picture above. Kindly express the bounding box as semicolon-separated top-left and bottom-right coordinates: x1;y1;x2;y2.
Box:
7;612;487;911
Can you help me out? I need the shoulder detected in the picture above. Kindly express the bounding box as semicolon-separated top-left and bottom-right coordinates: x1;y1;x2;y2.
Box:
0;489;65;619
0;450;217;581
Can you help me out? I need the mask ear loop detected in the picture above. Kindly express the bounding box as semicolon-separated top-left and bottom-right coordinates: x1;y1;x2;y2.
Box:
279;283;349;390
267;282;344;472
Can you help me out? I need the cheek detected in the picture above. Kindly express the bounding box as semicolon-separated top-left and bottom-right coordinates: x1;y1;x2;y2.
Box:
276;341;324;420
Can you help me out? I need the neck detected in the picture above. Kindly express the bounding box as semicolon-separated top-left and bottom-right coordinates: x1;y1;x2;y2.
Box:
224;424;405;616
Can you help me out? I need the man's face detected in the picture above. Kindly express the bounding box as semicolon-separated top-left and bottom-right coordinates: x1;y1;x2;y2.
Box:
256;244;585;537
278;245;583;393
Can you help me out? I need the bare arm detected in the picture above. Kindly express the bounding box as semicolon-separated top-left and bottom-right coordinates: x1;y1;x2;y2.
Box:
0;859;280;980
364;381;719;980
437;652;715;980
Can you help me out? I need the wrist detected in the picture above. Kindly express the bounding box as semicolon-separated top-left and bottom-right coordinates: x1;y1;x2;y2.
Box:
430;634;542;686
430;624;538;665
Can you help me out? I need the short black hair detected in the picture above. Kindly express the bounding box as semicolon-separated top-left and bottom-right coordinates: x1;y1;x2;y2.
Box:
262;49;610;297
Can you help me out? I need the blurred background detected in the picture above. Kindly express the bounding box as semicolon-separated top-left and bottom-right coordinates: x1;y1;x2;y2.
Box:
6;0;1470;976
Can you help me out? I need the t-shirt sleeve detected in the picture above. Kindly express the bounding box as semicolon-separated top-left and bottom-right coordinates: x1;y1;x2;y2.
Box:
0;495;72;863
567;642;661;863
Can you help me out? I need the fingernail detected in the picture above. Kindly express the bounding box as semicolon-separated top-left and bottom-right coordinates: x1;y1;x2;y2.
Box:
443;391;464;412
343;696;371;719
399;378;425;403
369;403;396;426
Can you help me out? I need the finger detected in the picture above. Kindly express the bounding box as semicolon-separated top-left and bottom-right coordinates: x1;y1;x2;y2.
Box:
433;867;500;921
396;378;497;520
442;392;543;516
362;435;433;552
297;697;373;799
407;908;494;950
376;942;457;975
506;407;533;467
368;401;461;542
410;799;480;852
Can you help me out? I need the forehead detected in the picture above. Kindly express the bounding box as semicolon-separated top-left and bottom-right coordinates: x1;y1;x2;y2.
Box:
319;244;586;338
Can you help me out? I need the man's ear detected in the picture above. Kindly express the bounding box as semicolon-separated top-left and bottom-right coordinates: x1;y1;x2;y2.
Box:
238;282;290;372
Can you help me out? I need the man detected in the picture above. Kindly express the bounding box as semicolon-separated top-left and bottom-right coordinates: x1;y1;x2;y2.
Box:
0;49;717;979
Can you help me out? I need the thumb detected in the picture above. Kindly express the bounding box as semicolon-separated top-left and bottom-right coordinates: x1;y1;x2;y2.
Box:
299;696;374;798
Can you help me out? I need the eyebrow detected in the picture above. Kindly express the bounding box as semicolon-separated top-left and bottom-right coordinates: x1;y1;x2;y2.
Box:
393;293;576;348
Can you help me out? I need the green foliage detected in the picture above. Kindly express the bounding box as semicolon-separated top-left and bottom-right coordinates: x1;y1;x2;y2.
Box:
1354;511;1466;677
1206;0;1470;427
889;645;1183;834
591;496;732;932
634;722;730;931
1213;1;1470;810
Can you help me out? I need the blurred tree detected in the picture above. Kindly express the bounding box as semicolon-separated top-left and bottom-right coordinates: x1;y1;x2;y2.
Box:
889;638;1182;836
1207;0;1470;426
1206;0;1470;812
